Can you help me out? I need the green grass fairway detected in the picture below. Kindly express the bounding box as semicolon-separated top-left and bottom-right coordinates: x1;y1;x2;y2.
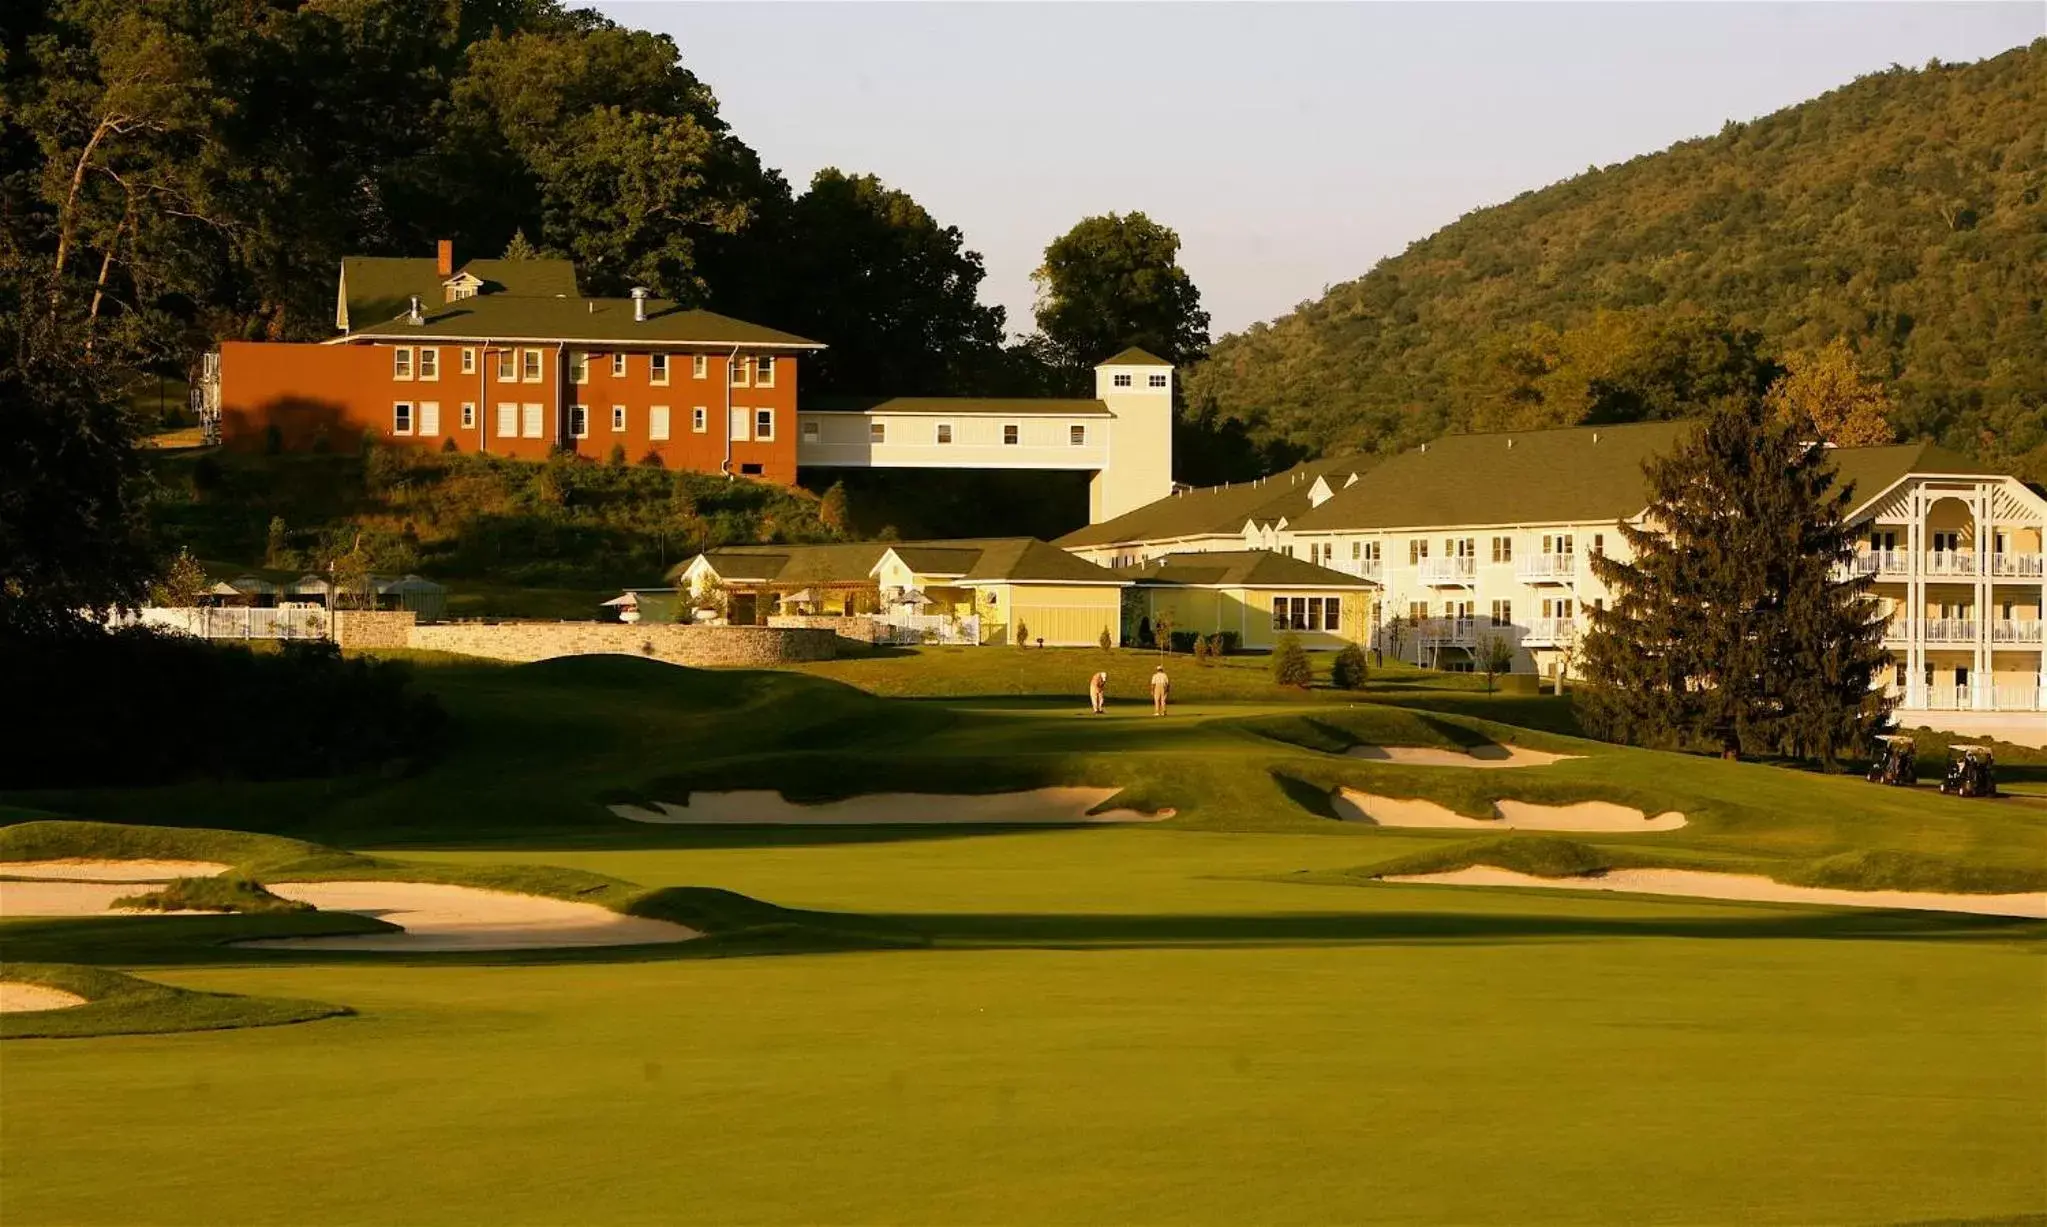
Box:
3;654;2043;1224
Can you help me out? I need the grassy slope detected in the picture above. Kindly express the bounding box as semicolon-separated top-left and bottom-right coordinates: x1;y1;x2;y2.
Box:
0;962;348;1040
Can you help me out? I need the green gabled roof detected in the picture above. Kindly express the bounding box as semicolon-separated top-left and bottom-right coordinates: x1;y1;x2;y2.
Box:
1056;457;1373;549
952;538;1125;584
340;257;580;329
667;538;1125;588
1827;441;1993;513
345;296;823;349
884;546;982;575
802;396;1112;417
669;543;891;586
1099;346;1171;367
1287;422;1694;533
1116;550;1373;589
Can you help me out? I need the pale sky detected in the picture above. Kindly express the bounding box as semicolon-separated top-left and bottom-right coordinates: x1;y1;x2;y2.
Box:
598;2;2042;338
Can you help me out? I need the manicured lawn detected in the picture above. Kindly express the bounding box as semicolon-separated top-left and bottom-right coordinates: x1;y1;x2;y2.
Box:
3;654;2042;1224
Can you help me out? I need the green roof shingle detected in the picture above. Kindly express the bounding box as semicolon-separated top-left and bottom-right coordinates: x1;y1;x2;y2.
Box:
802;396;1111;417
669;538;1125;588
345;295;823;348
339;257;580;329
1057;457;1372;548
1099;346;1172;367
1115;551;1372;589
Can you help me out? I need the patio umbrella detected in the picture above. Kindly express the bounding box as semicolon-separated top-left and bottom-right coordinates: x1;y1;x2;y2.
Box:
780;588;817;605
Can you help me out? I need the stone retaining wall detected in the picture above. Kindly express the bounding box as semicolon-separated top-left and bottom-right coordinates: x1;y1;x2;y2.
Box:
767;614;890;644
334;610;417;650
406;621;838;666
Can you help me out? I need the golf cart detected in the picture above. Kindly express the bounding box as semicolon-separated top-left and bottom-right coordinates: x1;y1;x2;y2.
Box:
1866;735;1916;787
1938;746;1998;798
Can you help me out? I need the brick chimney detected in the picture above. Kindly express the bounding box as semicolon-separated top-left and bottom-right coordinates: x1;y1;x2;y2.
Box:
436;239;454;278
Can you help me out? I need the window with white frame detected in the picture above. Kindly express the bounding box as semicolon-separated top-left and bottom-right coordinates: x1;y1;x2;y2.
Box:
691;406;707;433
612;353;627;378
870;422;886;444
1148;373;1168;388
1003;423;1019;445
649;406;671;441
460;347;477;375
754;408;774;440
568;352;588;384
418;347;439;380
461;402;476;429
418;402;439;436
755;355;775;387
570;405;589;438
1113;373;1132;388
1490;599;1512;627
392;347;413;380
801;419;819;443
1069;424;1086;446
728;406;750;441
520;349;541;382
1362;541;1380;562
1271;596;1341;632
611;405;627;433
392;401;414;434
520;402;542;438
496;403;518;437
691;354;707;380
1491;536;1512;563
1591;533;1604;557
650;354;669;385
1409;539;1428;565
495;350;515;382
730;357;750;387
936;422;953;444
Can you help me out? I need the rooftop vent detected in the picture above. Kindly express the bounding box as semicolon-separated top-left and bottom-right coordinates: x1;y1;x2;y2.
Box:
406;295;423;325
630;287;650;322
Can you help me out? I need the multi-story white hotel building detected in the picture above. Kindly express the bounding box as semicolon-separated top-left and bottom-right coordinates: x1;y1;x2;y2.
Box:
1062;420;2046;730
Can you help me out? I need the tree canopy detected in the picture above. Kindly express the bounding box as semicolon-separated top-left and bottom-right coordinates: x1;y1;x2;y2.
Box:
1033;212;1211;380
1185;42;2047;482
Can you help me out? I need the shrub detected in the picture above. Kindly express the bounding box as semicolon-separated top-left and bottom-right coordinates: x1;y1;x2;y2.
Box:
1098;627;1113;651
1014;619;1030;647
1331;642;1369;690
441;437;458;454
609;443;628;466
1272;633;1313;688
112;876;312;915
1137;616;1152;648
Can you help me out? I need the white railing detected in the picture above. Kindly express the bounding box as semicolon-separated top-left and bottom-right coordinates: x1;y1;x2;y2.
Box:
879;612;981;646
125;605;332;641
1991;684;2042;712
1921;619;1977;644
1417;557;1477;585
1329;558;1384;582
1991;553;2045;579
1991;620;2044;645
1421;617;1477;645
1924;685;1965;711
1924;550;1980;577
1514;554;1576;583
1844;550;1911;578
1522;617;1577;645
1881;618;1913;644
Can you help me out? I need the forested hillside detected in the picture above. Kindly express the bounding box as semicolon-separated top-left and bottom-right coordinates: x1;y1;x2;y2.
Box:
1184;43;2047;481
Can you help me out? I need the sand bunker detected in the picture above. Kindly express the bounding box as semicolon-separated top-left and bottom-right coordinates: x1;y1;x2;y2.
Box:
0;859;231;881
244;882;701;951
0;982;88;1013
610;787;1173;826
1381;866;2047;919
1346;744;1578;769
0;880;222;916
1334;790;1686;831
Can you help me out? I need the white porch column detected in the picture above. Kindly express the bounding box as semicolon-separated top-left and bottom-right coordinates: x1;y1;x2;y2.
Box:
1905;486;1926;708
1972;484;1993;710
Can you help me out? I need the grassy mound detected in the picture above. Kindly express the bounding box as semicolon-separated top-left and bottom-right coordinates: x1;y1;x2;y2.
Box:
1784;850;2047;897
0;820;327;872
0;962;349;1040
112;876;313;915
1360;836;1620;880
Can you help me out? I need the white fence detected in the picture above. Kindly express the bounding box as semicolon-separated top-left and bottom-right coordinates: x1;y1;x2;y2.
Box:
122;606;332;641
878;613;981;646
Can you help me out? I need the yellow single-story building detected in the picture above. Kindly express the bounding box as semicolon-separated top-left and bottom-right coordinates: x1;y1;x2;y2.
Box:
1117;551;1377;651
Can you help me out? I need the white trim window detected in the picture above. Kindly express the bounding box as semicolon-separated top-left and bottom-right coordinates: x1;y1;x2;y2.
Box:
521;348;542;383
1271;595;1340;632
870;421;886;444
392;401;414;434
417;347;439;381
755;355;775;387
569;405;589;439
1112;373;1132;388
392;347;414;380
611;405;627;433
754;408;774;441
460;347;477;376
649;406;671;441
520;402;543;438
1490;536;1513;564
495;350;516;382
692;354;708;380
728;406;750;441
461;402;477;430
1148;373;1168;388
496;403;518;438
1069;424;1087;446
568;352;589;385
729;357;750;388
418;402;440;437
650;354;670;386
936;422;953;444
1003;423;1019;445
1490;599;1512;628
692;406;708;433
611;353;627;378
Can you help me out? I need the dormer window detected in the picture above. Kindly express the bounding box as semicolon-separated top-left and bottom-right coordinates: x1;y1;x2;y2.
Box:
441;272;483;303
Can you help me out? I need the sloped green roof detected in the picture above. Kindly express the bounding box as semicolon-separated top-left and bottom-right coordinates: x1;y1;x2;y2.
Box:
952;538;1125;584
339;257;580;329
669;543;891;586
346;295;823;348
1117;550;1372;589
1100;346;1171;367
669;538;1125;588
1827;441;1990;512
1057;457;1372;548
803;396;1112;417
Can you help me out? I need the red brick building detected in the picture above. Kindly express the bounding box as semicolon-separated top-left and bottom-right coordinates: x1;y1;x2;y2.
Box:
215;241;822;481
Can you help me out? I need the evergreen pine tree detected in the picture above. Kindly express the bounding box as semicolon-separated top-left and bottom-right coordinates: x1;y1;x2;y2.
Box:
1272;633;1313;688
1578;395;1892;764
1330;642;1369;690
502;229;540;260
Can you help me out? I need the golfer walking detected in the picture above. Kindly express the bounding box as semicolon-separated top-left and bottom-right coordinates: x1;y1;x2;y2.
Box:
1150;665;1170;716
1088;670;1108;714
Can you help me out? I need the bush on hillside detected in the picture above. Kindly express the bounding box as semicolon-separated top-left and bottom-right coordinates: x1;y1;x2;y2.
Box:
1271;633;1313;688
1330;643;1369;690
0;629;445;788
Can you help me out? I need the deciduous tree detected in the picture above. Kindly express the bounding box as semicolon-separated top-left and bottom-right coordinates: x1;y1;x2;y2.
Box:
1766;338;1896;446
1032;212;1210;381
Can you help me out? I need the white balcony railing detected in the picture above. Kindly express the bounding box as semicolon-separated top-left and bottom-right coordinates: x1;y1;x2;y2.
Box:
1880;618;1913;644
1924;550;1980;578
1845;550;1912;578
1924;685;1965;711
1992;684;2043;712
1421;617;1477;645
1329;558;1384;583
1417;557;1477;585
1514;554;1577;583
1521;617;1577;645
1991;620;2044;645
1991;553;2046;579
1922;619;1977;644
